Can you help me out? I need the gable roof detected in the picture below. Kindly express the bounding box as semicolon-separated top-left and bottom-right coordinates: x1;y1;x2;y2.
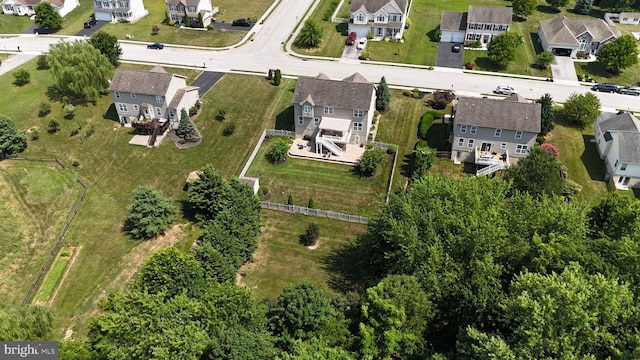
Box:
596;112;640;133
350;0;408;15
109;67;182;96
166;0;201;6
293;73;375;110
620;12;640;18
440;11;467;31
454;96;541;133
618;132;640;164
8;0;63;7
539;16;618;46
467;6;512;24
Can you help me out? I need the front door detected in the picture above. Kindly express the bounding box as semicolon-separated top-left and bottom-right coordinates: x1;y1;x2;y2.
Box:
481;142;492;152
354;134;360;145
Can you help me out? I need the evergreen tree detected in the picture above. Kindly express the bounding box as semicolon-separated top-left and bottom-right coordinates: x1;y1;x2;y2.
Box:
184;10;191;27
34;1;62;31
375;77;391;111
0;114;27;158
198;12;204;28
176;108;201;141
124;185;177;239
295;20;324;47
89;31;123;67
574;0;593;14
536;93;555;135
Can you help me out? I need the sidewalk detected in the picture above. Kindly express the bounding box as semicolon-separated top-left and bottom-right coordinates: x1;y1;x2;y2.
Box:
0;52;38;76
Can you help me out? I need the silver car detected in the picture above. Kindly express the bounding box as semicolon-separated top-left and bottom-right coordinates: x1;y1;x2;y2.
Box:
619;86;640;96
494;85;518;95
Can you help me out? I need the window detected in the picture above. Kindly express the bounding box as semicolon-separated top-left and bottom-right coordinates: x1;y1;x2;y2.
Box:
356;13;365;22
353;122;363;131
621;163;628;171
303;104;312;114
515;130;522;139
168;109;174;118
376;14;385;22
494;128;502;137
313;117;320;126
117;103;128;112
470;126;477;134
131;93;136;98
460;125;467;133
324;106;334;114
133;105;139;111
467;139;475;148
353;109;364;118
156;96;163;104
188;6;195;11
169;4;176;10
297;116;304;125
156;107;162;116
515;144;529;154
500;142;507;150
114;91;120;98
457;138;465;147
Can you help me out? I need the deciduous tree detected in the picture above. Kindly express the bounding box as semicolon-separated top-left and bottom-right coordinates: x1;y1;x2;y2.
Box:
0;114;27;158
356;148;384;177
375;77;391;111
12;69;30;86
512;0;537;18
546;0;570;10
34;1;62;31
535;50;555;69
505;147;564;197
296;20;324;47
597;35;639;73
561;92;601;128
124;185;177;239
0;301;54;340
89;31;123;67
266;137;290;163
488;33;524;68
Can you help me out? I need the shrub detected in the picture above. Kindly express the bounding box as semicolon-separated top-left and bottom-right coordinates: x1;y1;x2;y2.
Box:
403;89;412;96
30;130;39;141
464;62;475;70
387;144;398;154
266;137;290;163
411;143;436;180
222;122;235;136
308;197;316;209
356;148;384;177
374;110;379;117
267;69;273;80
168;20;175;26
259;186;269;195
63;103;75;119
207;24;213;30
414;139;428;150
359;51;370;60
48;120;60;134
37;55;49;70
412;88;420;98
433;26;441;41
189;100;202;117
322;0;339;21
288;194;295;205
70;124;81;137
38;102;51;117
418;113;434;139
12;69;30;86
218;105;227;120
302;223;320;246
84;125;94;139
72;159;80;167
429;91;455;110
425;110;443;119
539;143;560;158
470;40;482;48
274;69;282;86
367;32;375;39
151;25;160;34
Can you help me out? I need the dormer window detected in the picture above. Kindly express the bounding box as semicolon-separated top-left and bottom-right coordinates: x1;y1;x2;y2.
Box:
356;13;365;22
114;91;120;98
494;128;502;137
131;93;136;98
303;104;312;114
376;14;385;22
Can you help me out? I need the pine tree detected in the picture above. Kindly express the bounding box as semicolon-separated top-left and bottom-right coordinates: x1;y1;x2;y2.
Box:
274;69;282;86
574;0;593;14
184;11;191;27
176;108;201;141
198;13;204;28
376;76;391;111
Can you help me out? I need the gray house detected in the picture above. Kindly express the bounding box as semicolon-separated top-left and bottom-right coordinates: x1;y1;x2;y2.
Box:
594;112;640;189
440;6;512;44
538;16;619;57
349;0;409;39
452;94;541;175
293;73;376;157
109;65;200;128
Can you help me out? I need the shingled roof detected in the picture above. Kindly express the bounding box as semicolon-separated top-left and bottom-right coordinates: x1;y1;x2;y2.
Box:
350;0;408;15
109;67;180;96
440;11;467;31
618;132;640;164
467;6;512;24
596;112;640;133
539;16;618;46
293;73;375;111
455;96;541;133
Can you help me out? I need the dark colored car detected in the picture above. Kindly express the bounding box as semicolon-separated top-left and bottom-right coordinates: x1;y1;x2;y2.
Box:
232;18;252;27
591;83;619;93
451;43;461;53
147;43;164;50
84;18;97;28
346;32;357;45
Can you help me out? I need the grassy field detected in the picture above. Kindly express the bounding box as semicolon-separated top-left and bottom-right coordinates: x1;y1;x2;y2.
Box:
36;254;70;302
291;0;349;58
575;61;640;88
240;209;367;299
246;137;392;217
0;14;32;34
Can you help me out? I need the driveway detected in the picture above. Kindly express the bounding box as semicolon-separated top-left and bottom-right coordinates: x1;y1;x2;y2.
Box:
341;44;359;60
75;21;110;37
191;71;225;97
436;42;464;69
550;56;578;82
211;21;253;31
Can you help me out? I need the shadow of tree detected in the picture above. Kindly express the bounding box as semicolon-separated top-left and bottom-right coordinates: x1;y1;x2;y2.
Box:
400;153;413;178
275;105;294;130
582;135;607;181
425;122;450;150
46;85;65;103
178;199;199;223
474;56;505;72
103;103;119;122
426;27;440;42
536;4;561;14
322;241;373;294
335;22;348;35
529;32;544;53
579;61;618;79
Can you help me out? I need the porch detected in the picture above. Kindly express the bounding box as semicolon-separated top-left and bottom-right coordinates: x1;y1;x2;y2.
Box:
289;138;365;165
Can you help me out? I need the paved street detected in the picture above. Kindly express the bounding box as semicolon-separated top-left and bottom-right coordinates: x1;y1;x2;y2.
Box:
1;0;639;112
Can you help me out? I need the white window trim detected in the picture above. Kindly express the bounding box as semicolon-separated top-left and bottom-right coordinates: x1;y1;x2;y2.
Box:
313;117;320;126
156;107;162;116
500;142;507;150
353;109;364;118
117;103;128;112
495;128;502;137
297;116;304;125
114;91;120;98
621;163;628;171
133;104;139;111
515;144;529;154
515;130;523;139
460;125;467;133
353;122;363;131
156;95;163;104
324;106;334;115
303;104;312;114
467;139;475;148
470;126;477;134
458;138;465;147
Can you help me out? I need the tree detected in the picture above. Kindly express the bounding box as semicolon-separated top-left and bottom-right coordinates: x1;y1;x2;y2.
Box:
184;10;191;27
296;19;324;47
539;143;560;157
0;301;54;340
505;147;564;197
124;185;177;239
48;41;114;104
597;35;639;73
12;69;30;86
266;137;290;163
587;192;640;240
512;0;537;18
176;108;201;141
58;340;97;360
536;93;555;135
198;12;204;28
457;327;516;360
0;114;27;158
546;0;570;10
535;50;555;69
600;0;635;10
375;77;391;111
574;0;593;14
47;120;60;134
488;32;524;68
561;92;601;128
34;1;62;31
279;339;355;360
428;91;454;109
411;143;435;180
89;31;123;67
356;148;384;177
194;243;237;283
302;223;320;246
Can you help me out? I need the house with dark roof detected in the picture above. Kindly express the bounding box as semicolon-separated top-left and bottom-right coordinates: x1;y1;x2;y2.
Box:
293;73;376;157
166;0;217;27
93;0;147;23
538;16;619;57
594;112;640;189
451;95;541;175
349;0;409;39
1;0;78;17
440;6;512;44
109;66;199;129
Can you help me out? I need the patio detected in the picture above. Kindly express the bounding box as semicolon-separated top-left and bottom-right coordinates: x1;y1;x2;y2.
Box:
288;138;366;165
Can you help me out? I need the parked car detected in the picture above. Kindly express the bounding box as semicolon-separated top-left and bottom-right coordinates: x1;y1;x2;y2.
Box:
451;43;461;53
232;18;252;27
346;32;357;46
494;85;518;95
356;37;367;50
147;43;164;50
619;86;640;96
591;83;619;93
84;18;97;28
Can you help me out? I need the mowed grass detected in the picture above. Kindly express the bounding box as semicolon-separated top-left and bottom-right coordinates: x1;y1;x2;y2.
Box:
36;255;70;302
291;0;349;58
241;209;367;299
246;137;392;217
56;0;97;35
0;162;80;305
0;57;296;336
0;14;32;34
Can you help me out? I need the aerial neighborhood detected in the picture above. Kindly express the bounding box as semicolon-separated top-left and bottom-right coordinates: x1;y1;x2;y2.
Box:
2;0;640;358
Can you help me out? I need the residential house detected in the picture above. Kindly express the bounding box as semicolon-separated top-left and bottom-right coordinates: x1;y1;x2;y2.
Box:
109;65;200;129
440;6;512;44
349;0;409;39
451;94;541;175
538;16;619;57
166;0;217;27
619;12;640;25
93;0;147;23
1;0;78;17
293;73;376;157
594;112;640;189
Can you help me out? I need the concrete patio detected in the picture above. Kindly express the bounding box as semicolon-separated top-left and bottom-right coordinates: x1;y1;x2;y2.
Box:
288;138;366;165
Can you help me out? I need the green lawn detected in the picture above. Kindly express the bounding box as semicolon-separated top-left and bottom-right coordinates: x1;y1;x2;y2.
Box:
36;255;70;302
240;209;367;299
56;0;96;35
291;0;349;58
246;137;392;217
0;14;32;34
575;61;640;88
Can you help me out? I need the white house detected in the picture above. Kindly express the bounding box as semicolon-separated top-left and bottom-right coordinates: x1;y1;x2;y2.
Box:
166;0;217;27
538;16;619;57
93;0;147;23
594;112;640;190
1;0;78;17
440;6;512;44
349;0;409;39
619;12;640;25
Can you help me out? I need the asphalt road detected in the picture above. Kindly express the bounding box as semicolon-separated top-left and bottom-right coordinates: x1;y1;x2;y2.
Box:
1;0;639;112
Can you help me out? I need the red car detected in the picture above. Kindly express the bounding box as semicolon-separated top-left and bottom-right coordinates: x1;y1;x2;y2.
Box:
346;32;357;45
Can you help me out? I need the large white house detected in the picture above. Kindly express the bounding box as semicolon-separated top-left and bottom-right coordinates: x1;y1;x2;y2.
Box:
93;0;147;23
594;112;640;190
349;0;409;39
1;0;78;17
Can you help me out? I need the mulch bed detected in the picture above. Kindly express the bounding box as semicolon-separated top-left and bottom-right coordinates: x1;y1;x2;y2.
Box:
163;131;202;149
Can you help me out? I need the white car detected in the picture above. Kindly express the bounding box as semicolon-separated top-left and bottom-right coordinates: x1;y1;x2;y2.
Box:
494;85;518;95
356;37;367;50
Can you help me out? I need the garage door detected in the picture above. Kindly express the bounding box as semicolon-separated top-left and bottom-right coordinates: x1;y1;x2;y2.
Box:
452;32;465;43
441;31;453;42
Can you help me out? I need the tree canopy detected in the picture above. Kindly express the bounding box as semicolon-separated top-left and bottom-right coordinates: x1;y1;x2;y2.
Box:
176;108;201;142
0;114;27;158
561;92;601;128
488;33;524;68
89;31;123;67
356;148;384;177
505;146;565;198
546;0;570;10
124;185;177;239
296;20;324;48
375;77;391;111
34;1;62;31
536;93;555;135
512;0;537;18
574;0;594;14
597;35;639;73
0;301;54;340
